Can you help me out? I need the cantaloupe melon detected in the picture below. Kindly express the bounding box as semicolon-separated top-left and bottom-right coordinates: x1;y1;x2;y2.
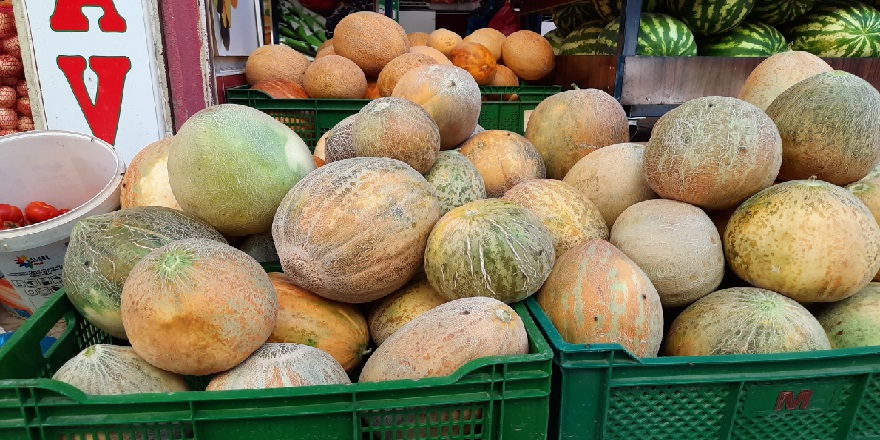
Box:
333;12;410;77
502;179;608;259
266;272;369;371
121;238;278;376
449;42;498;85
315;45;336;59
485;65;520;101
366;273;447;346
120;137;181;211
424;199;555;303
352;97;441;174
644;96;783;210
252;79;310;99
408;32;429;47
167;104;315;236
738;50;833;111
611;200;725;307
376;53;437;97
423;150;487;215
364;81;381;99
237;232;278;263
392;65;481;150
524;89;629;179
464;28;505;61
848;175;880;281
765;71;880;185
359;297;528;382
724;179;880;303
535;239;663;358
324;114;358;163
53;345;188;395
410;45;452;65
245;44;311;86
814;282;880;349
427;28;462;56
665;287;832;356
459;130;546;197
273;157;441;303
501;30;555;81
63;206;226;339
563;143;656;228
206;343;350;391
303;55;368;99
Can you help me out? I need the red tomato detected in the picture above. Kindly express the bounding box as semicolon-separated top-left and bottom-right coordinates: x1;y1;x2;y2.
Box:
24;201;59;224
0;203;23;223
57;208;71;215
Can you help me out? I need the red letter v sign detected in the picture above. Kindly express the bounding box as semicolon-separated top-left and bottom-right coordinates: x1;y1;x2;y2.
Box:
57;56;132;145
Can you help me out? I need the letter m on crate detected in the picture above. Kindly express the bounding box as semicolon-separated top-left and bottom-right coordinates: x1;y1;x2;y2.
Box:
775;389;813;411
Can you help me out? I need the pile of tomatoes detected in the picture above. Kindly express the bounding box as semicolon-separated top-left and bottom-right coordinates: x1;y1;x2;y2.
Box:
0;202;70;229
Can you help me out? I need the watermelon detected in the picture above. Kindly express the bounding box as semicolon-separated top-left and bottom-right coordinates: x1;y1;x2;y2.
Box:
594;13;697;56
560;20;606;55
698;22;788;56
587;0;621;23
544;29;565;55
749;0;817;26
667;0;756;35
551;1;595;37
785;1;880;57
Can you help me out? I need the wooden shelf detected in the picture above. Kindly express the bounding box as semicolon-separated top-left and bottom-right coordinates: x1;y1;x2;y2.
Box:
514;0;579;14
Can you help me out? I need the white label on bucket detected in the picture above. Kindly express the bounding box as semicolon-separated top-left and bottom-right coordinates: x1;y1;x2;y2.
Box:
0;239;69;314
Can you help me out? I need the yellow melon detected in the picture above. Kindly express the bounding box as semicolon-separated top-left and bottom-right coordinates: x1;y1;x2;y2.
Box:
410;45;452;65
427;28;462;56
366;273;447;346
464;28;505;61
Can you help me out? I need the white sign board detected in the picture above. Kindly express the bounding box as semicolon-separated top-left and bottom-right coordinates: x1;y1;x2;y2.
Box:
19;0;170;163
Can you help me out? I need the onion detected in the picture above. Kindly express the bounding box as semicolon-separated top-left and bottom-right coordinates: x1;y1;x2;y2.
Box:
0;54;21;77
0;85;14;108
17;115;32;131
0;107;17;129
16;96;29;116
2;35;19;59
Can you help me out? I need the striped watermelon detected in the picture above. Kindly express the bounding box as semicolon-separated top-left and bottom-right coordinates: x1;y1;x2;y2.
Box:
587;0;621;23
552;1;595;37
667;0;756;35
785;1;880;57
594;13;697;56
749;0;817;26
560;20;606;55
699;22;788;56
544;29;565;55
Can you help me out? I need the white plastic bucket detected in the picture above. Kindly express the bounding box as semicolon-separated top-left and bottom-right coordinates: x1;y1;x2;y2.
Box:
0;130;126;317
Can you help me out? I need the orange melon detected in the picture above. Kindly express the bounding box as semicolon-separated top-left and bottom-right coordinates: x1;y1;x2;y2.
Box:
206;343;350;391
459;130;546;197
448;42;497;85
359;297;528;382
266;272;369;371
501;30;555;81
524;89;629;179
392;65;481;150
535;240;664;358
120;137;181;211
121;238;278;376
502;179;608;259
245;44;310;86
644;96;782;209
333;12;410;77
272;157;441;303
364;81;381;99
665;287;831;356
366;273;447;346
252;79;310;99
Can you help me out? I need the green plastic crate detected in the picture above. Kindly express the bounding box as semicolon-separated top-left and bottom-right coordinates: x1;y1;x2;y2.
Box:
0;286;552;440
524;298;880;440
224;85;561;149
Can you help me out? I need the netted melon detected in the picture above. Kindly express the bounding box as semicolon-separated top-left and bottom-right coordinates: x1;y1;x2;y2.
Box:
459;130;546;197
352;97;441;174
62;206;226;339
121;238;278;376
423;150;487;215
120;137;180;210
324;114;358;163
366;273;447;346
206;343;350;391
52;344;188;395
814;282;880;349
237;232;279;263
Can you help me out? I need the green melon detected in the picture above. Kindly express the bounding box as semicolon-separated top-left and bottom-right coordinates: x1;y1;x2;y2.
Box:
424;199;555;304
667;0;756;35
594;13;697;56
423;150;487;216
560;20;606;55
749;0;817;26
699;22;788;56
167;103;316;237
814;282;880;349
544;29;565;55
785;1;880;57
665;287;832;356
551;1;595;36
62;206;226;339
53;344;189;395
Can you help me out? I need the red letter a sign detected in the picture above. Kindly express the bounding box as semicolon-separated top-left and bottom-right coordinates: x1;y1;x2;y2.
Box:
57;56;132;145
50;0;127;32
